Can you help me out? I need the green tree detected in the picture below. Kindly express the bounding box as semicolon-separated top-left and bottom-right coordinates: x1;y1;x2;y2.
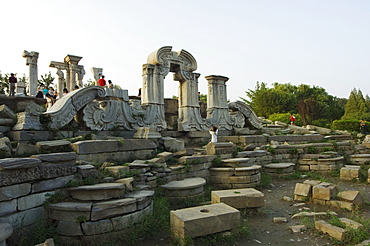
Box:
342;88;370;120
0;72;27;95
38;72;55;87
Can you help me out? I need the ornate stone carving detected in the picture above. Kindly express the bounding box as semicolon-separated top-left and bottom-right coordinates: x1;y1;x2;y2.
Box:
91;67;103;84
228;101;264;129
22;50;39;96
13;102;45;130
45;86;106;129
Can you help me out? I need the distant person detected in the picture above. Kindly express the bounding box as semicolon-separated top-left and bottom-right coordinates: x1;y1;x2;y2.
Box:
8;73;17;96
63;88;69;96
35;86;44;98
108;80;113;89
290;113;296;125
360;120;370;134
48;87;55;98
42;86;48;98
209;125;219;143
198;92;201;102
138;88;141;97
74;85;80;90
97;75;106;87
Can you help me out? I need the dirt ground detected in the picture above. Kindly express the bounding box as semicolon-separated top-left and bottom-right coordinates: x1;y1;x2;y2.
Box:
142;176;370;246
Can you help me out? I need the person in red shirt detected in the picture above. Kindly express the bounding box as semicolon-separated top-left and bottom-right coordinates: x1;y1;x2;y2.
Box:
290;113;296;125
97;75;106;87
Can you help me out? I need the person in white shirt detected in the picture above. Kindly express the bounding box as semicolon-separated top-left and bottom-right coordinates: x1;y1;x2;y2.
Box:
209;125;219;143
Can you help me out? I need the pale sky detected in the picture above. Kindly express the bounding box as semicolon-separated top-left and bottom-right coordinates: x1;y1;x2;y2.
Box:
1;0;369;101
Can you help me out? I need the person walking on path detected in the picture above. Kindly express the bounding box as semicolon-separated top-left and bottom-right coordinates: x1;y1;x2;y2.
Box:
8;73;17;96
290;113;296;125
108;80;113;89
97;75;106;87
209;125;219;143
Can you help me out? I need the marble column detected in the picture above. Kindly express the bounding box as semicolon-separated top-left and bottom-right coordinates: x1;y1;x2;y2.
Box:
22;50;39;96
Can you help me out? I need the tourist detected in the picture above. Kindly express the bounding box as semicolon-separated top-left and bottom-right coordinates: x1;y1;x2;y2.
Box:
74;85;80;90
35;86;44;98
360;120;369;134
97;75;106;87
108;80;113;89
42;86;49;98
138;88;141;97
45;94;55;110
48;87;55;98
290;113;296;125
8;73;17;97
209;125;219;143
63;88;69;96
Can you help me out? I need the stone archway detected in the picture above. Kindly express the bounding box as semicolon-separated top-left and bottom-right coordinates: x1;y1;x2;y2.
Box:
142;46;207;131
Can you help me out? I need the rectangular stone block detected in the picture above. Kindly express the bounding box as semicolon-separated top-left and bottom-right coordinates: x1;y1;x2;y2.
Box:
294;183;312;197
211;188;264;208
337;190;363;205
170;203;240;239
18;191;54;211
340;166;360;181
32;175;76;193
0;206;44;229
312;183;337;201
71;140;118;154
0;199;17;216
328;200;354;211
0;183;31;201
315;220;345;241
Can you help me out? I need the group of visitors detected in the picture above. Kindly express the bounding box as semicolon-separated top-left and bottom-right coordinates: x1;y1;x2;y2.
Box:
97;75;113;89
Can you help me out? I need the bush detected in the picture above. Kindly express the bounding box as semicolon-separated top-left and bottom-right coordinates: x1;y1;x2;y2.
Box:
268;113;301;126
311;119;331;128
331;119;363;132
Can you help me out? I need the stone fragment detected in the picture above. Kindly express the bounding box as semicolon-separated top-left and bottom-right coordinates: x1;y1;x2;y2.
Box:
289;225;306;233
292;211;337;219
91;198;137;221
337;190;363;205
116;177;134;191
282;196;293;202
273;217;287;223
0;158;41;170
68;183;125;201
31;152;77;162
315;220;346;241
36;140;72;152
294;183;312;197
170;203;240;240
312;183;337;201
339;218;363;229
328;200;354;211
340;165;360;181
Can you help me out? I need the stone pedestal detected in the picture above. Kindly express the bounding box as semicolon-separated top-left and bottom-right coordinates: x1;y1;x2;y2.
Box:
211;188;264;209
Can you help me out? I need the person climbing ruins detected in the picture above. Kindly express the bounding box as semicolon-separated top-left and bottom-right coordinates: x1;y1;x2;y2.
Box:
108;80;113;89
138;88;141;97
97;75;106;87
8;73;17;96
290;113;296;125
360;120;370;134
209;125;219;143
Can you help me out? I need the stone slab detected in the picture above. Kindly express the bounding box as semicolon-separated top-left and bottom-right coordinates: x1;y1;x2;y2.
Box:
68;183;125;201
315;220;345;241
91;198;137;221
31;152;77;162
0;158;41;170
211;188;264;208
170;203;240;239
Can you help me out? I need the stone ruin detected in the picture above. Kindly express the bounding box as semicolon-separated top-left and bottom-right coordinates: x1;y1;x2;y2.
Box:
1;46;370;245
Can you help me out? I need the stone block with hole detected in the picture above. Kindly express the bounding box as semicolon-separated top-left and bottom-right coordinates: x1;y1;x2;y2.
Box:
340;165;360;181
315;220;346;241
211;188;264;209
312;183;337;201
170;203;240;240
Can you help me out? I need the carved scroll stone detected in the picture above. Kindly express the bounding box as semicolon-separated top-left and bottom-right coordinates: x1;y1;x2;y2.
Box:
228;101;264;129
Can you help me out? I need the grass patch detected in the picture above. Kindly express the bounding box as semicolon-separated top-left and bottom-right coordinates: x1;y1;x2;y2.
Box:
257;170;272;188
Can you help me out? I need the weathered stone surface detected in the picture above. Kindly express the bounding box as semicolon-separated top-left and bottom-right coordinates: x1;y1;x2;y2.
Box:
115;177;134;191
104;166;129;176
68;183;125;201
0;183;31;201
292;211;337;219
337;190;363;205
18;191;54;211
294;183;312;197
32;175;76;193
348;154;370;165
289;224;306;233
124;190;155;210
71;140;118;154
157;151;173;161
340;165;360;181
312;183;337;201
81;219;113;236
48;202;92;222
0;137;12;158
161;137;185;152
211;188;264;208
0;222;13;244
117;139;157;151
36;140;72;151
339;218;363;229
170;203;240;239
0;158;42;170
111;202;153;231
315;220;345;241
76;164;102;178
222;158;250;167
31;152;77;162
15;142;39;156
206;142;234;155
0;206;44;228
91;198;137;221
57;220;83;236
0;200;17;216
328;200;354;211
273;217;287;223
